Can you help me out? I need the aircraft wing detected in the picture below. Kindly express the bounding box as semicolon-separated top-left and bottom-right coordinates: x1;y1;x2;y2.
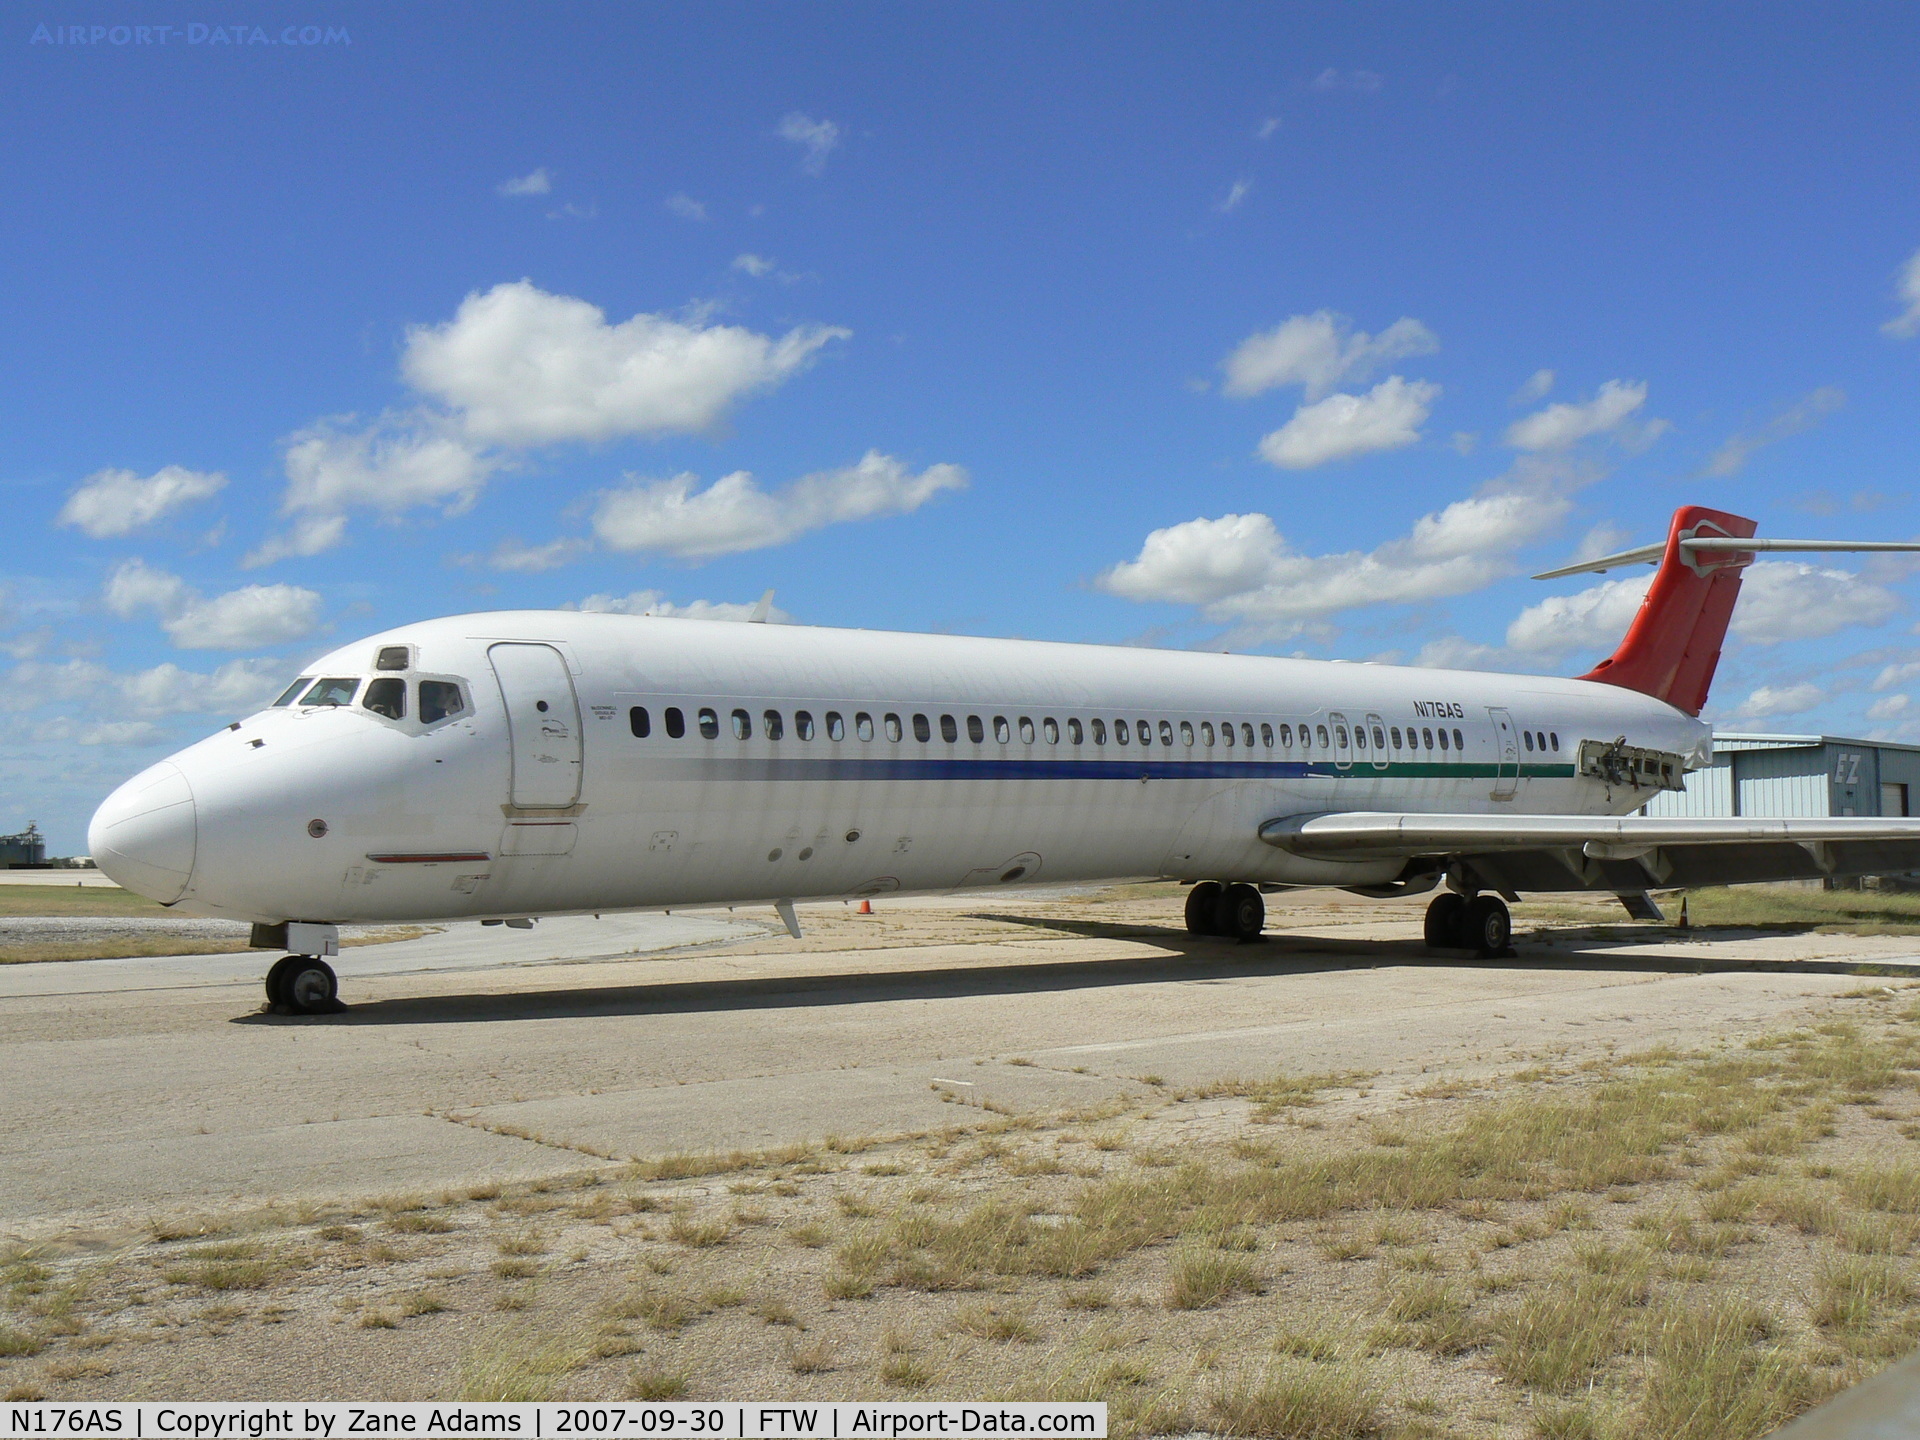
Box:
1258;812;1920;891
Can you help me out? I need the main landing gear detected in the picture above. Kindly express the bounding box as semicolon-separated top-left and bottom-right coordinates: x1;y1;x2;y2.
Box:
1184;881;1266;942
252;921;344;1016
1423;891;1514;959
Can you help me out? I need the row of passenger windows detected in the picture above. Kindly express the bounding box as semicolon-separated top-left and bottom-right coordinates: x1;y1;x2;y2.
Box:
626;705;1526;756
273;675;467;725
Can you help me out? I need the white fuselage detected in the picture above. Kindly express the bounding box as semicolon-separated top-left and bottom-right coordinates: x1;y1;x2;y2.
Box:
88;612;1710;925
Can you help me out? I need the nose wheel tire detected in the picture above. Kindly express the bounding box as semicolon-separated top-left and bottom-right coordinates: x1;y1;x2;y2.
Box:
1185;882;1224;936
267;955;340;1015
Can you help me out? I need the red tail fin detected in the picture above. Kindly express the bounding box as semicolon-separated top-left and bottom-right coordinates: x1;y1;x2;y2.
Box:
1579;505;1756;716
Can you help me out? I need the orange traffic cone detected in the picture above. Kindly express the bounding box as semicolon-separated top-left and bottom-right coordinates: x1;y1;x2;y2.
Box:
857;900;873;915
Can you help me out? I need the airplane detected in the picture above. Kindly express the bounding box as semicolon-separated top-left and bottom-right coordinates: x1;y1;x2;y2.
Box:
86;503;1920;1015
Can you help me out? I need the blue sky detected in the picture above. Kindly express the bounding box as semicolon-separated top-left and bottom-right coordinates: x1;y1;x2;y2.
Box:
7;3;1920;849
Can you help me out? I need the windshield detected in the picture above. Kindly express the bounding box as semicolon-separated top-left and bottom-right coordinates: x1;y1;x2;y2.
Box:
272;677;313;706
301;677;360;707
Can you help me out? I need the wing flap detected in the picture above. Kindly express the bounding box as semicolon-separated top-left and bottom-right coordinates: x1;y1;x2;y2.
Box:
1259;812;1920;892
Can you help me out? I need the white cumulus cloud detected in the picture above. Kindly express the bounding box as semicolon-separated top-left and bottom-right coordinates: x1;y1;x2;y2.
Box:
573;590;793;623
1869;694;1911;722
778;112;841;174
1098;480;1572;638
1505;573;1652;656
58;465;226;538
1505;379;1650;451
1730;561;1901;644
592;451;966;561
665;193;707;221
1256;376;1438;469
1700;387;1845;478
484;538;591;573
1215;179;1252;214
1735;683;1826;719
497;168;551;197
402;281;848;446
1221;311;1438;400
245;418;496;566
1884;247;1920;339
732;253;776;277
105;559;322;650
1511;369;1554;404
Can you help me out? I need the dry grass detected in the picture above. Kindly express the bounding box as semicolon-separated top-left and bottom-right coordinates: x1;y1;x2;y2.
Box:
19;991;1920;1433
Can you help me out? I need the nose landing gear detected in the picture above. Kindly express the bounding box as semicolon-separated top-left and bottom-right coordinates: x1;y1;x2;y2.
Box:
264;954;341;1014
1423;891;1514;958
252;921;345;1016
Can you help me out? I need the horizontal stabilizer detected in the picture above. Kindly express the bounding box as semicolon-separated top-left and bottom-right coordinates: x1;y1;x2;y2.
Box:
1535;536;1920;581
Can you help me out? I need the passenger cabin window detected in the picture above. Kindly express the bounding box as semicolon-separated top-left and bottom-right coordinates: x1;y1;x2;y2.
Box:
665;706;686;739
1182;721;1196;746
273;677;313;706
302;677;359;707
1089;719;1104;744
1524;731;1534;751
763;709;784;741
967;715;985;743
993;716;1010;744
1213;722;1226;747
698;708;719;739
1139;720;1153;746
1391;727;1402;748
420;680;463;724
795;711;815;740
1254;723;1266;748
1373;726;1386;749
374;646;410;672
1158;720;1173;746
1550;732;1560;751
1278;724;1291;748
1437;728;1449;751
629;706;650;738
1316;724;1330;748
885;714;903;742
827;712;846;741
940;714;957;742
1352;726;1365;751
1020;717;1036;744
1114;719;1128;745
362;678;406;720
856;713;875;741
1453;728;1465;750
1042;717;1058;744
913;713;931;742
731;708;753;740
1063;718;1078;744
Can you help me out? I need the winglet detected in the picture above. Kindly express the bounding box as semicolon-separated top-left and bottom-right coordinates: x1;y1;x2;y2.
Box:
748;589;776;624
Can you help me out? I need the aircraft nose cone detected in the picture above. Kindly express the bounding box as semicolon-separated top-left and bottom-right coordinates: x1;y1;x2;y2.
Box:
88;761;197;904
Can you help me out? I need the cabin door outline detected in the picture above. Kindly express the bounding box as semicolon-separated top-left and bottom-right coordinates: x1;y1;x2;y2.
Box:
1487;706;1520;801
489;642;584;809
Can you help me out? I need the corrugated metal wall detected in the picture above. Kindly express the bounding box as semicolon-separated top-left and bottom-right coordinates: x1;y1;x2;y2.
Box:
1643;758;1735;816
1736;746;1833;817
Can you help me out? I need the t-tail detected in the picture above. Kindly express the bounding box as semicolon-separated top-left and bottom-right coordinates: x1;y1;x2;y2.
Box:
1534;505;1920;717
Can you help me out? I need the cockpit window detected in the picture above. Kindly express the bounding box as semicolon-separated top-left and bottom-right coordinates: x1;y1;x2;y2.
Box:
273;677;313;706
374;646;410;672
362;678;407;720
301;677;359;707
419;681;464;724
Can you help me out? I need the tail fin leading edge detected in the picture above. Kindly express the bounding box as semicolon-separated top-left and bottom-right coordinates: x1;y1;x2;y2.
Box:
1577;505;1757;717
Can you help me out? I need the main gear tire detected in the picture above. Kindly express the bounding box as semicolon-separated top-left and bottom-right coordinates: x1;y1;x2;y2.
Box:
1185;882;1224;936
1465;895;1513;958
1220;883;1266;942
1424;892;1468;950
